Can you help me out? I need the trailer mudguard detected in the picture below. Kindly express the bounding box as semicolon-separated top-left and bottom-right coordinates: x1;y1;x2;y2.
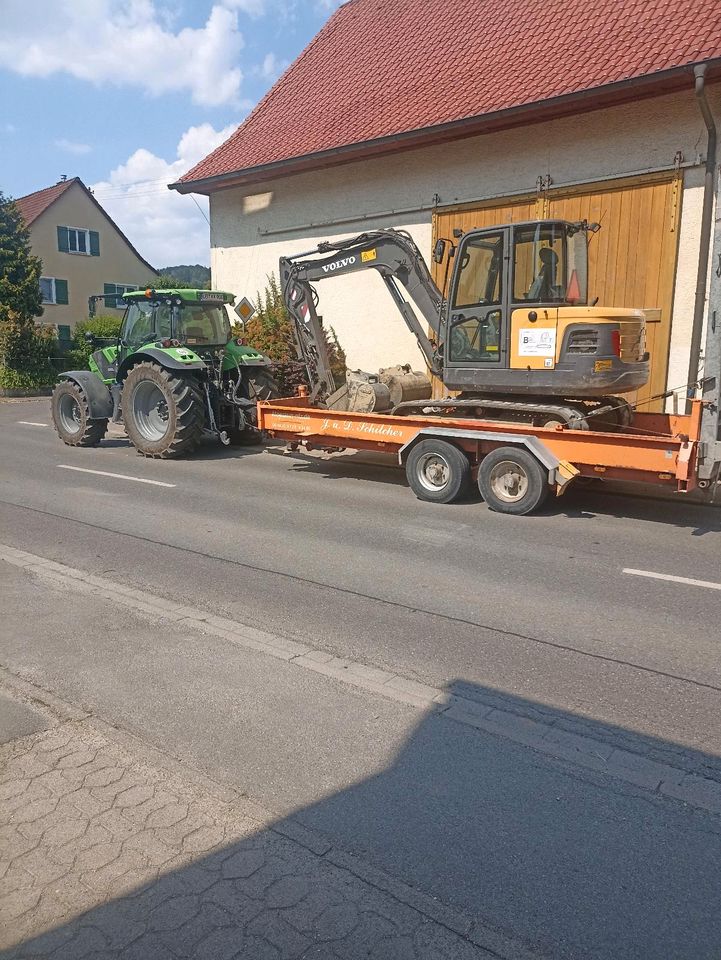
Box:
59;371;114;420
398;426;579;490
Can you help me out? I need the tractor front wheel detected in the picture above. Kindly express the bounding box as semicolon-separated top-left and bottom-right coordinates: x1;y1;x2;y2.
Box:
51;380;108;447
122;362;204;458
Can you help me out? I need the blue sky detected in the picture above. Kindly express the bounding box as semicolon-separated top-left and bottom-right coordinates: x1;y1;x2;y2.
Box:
0;1;342;267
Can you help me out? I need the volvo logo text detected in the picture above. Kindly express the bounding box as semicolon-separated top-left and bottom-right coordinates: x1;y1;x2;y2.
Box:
321;256;356;273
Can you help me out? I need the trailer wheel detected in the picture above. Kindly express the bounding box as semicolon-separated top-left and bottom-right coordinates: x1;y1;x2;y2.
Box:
478;446;550;515
405;439;471;504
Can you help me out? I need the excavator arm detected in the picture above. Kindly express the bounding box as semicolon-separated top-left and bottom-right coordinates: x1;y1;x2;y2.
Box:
279;229;445;398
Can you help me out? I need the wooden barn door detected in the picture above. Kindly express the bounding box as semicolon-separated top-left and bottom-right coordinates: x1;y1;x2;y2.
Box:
432;174;682;410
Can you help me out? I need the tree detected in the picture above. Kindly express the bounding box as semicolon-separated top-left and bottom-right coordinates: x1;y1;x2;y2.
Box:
153;275;194;290
0;309;56;389
0;192;43;326
242;273;346;396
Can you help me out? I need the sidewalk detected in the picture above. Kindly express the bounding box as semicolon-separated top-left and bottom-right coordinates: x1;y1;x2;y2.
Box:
0;682;498;960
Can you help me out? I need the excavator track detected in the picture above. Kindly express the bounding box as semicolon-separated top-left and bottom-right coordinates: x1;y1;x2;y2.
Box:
390;395;631;431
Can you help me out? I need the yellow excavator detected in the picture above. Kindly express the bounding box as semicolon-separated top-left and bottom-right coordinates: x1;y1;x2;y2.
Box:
279;219;649;429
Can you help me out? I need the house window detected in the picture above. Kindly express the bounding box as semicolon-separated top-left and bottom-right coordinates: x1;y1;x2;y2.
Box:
57;226;100;256
104;283;138;309
69;228;89;254
39;277;69;305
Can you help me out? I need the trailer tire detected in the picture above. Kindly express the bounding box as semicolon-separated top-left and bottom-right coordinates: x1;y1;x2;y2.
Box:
477;446;550;515
405;439;471;504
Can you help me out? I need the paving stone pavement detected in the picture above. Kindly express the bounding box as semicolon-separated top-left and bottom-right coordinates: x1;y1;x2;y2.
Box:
0;715;502;960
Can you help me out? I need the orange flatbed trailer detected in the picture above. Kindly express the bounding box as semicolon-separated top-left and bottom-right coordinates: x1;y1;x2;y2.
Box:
257;395;705;513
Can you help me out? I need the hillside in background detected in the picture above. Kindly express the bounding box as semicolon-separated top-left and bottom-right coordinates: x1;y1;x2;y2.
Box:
157;264;210;287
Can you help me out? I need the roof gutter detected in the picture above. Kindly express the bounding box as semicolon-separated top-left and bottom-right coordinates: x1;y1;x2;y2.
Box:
687;62;718;410
170;60;721;196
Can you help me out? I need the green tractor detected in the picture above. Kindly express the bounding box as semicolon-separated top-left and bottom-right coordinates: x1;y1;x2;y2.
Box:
51;288;279;458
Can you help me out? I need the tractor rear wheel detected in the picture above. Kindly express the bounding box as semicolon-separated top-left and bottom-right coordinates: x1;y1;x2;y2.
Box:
247;369;280;402
51;380;108;447
122;362;204;458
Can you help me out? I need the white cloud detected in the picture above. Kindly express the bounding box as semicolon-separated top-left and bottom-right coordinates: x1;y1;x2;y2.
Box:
256;52;288;81
90;122;236;268
54;138;92;155
220;0;345;22
222;0;267;16
0;1;245;107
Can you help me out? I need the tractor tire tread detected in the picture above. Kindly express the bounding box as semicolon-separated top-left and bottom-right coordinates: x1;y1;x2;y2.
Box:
51;380;108;447
122;362;205;459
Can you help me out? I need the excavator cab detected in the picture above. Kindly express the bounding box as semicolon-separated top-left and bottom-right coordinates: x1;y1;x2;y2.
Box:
442;219;648;398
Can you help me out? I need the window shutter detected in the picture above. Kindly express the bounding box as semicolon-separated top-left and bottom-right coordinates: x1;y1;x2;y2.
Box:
57;325;72;345
104;282;117;310
57;226;69;253
89;230;100;257
55;279;69;305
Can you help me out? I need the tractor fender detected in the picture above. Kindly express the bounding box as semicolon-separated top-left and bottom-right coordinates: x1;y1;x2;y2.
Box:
59;371;113;420
117;349;206;381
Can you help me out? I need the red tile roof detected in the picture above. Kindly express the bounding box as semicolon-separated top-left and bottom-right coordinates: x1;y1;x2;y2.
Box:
176;0;721;192
15;179;75;226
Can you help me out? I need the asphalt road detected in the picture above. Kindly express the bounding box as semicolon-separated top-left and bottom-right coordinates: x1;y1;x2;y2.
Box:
2;398;721;959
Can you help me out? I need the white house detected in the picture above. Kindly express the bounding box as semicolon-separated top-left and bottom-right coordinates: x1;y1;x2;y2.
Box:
171;0;721;412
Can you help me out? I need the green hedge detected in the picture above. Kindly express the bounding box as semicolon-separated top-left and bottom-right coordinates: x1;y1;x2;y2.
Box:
0;318;57;388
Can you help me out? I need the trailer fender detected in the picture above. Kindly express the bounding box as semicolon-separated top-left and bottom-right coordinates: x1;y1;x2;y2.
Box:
397;427;579;491
58;371;113;420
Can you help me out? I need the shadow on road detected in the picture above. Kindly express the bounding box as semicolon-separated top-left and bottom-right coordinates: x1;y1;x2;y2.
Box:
5;680;721;960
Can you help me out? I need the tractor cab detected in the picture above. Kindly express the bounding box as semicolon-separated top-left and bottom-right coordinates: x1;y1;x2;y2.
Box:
120;289;234;353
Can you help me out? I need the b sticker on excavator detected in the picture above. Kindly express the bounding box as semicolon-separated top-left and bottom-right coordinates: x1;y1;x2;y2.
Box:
361;249;377;262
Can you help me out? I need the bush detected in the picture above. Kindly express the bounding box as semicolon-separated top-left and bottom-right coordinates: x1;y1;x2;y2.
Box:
0;313;57;388
64;315;122;367
242;274;346;396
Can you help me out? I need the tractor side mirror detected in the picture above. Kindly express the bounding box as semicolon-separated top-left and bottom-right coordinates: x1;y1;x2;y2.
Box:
84;331;95;344
433;239;446;264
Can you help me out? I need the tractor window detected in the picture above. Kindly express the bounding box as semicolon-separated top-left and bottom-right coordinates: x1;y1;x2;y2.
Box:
175;304;230;345
122;302;156;345
513;224;567;302
452;234;503;308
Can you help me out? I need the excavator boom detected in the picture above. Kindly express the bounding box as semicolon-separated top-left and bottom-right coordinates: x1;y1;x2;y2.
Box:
280;229;444;397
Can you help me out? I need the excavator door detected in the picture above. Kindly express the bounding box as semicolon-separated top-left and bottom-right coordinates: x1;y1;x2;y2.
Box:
445;228;509;379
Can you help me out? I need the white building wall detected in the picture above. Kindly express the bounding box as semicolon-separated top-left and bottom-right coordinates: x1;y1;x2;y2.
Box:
210;87;720;383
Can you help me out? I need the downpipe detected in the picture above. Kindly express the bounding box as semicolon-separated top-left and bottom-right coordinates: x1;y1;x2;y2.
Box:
687;62;718;411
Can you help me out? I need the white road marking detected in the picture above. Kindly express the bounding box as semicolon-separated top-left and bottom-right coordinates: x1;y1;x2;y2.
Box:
3;541;721;817
18;421;47;427
623;567;721;592
58;465;175;488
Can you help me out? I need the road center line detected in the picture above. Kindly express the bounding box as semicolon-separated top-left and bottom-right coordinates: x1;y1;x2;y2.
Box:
18;421;47;427
58;465;176;488
623;567;721;591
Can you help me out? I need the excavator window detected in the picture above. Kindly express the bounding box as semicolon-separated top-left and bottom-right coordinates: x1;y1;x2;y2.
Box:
452;234;503;308
449;232;504;363
449;314;501;362
513;224;566;302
